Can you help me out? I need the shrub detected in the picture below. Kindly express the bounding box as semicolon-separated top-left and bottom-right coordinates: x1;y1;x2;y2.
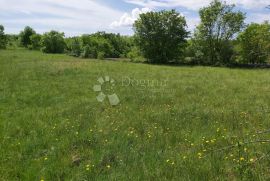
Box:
19;26;36;47
81;32;132;58
70;38;81;57
28;34;42;50
0;25;7;49
81;34;113;58
41;31;66;53
97;52;105;60
81;45;90;58
127;46;144;62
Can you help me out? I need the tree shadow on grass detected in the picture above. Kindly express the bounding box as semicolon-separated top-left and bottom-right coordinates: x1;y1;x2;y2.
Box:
142;61;270;70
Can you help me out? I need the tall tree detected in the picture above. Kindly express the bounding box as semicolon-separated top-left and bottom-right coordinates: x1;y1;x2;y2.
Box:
41;31;66;53
192;0;245;65
19;26;36;47
237;22;270;64
0;25;7;49
134;10;189;63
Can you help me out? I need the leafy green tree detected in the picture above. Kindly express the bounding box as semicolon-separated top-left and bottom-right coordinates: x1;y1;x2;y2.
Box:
28;34;42;50
41;31;66;53
192;0;245;65
19;26;36;47
237;22;270;64
134;10;189;63
0;25;7;49
81;34;113;58
66;37;81;57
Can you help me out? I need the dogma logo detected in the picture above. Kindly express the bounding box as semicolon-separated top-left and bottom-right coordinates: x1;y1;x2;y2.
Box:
93;76;120;106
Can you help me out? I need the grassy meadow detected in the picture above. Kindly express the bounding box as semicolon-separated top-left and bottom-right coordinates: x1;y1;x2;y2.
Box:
1;49;270;180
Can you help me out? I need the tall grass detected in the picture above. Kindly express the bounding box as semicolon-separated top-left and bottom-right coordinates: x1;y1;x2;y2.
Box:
0;49;270;180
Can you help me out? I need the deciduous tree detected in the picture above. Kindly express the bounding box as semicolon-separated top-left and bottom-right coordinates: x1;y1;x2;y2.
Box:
192;0;245;65
19;26;36;47
41;31;66;53
237;22;270;64
0;25;7;49
134;10;189;63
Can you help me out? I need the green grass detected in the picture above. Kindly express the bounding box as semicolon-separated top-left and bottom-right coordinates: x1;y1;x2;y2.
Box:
1;49;270;180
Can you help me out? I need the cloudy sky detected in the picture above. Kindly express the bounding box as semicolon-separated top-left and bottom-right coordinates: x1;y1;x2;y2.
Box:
0;0;269;36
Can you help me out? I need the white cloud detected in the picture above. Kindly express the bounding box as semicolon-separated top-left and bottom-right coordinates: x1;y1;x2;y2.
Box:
110;8;199;31
247;12;270;24
110;7;151;28
0;0;124;36
125;0;270;10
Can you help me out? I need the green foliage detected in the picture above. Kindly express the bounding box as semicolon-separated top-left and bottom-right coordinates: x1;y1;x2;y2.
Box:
81;45;90;58
6;34;19;48
41;31;66;53
127;46;144;62
237;22;270;64
81;33;113;58
134;10;189;63
66;37;81;57
0;25;7;49
96;32;132;58
97;51;105;60
191;0;245;65
28;34;42;50
19;26;36;47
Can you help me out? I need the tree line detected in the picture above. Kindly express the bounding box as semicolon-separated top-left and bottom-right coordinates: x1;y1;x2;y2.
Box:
0;0;269;65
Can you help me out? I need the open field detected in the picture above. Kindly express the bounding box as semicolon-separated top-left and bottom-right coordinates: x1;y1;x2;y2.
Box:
1;49;270;180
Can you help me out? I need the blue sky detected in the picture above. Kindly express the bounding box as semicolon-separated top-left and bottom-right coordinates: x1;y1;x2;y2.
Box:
0;0;269;36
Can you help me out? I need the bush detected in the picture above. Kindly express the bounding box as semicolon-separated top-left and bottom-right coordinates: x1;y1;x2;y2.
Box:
81;34;113;59
41;31;66;53
19;26;36;47
6;35;19;48
28;34;42;50
0;25;7;49
69;38;81;57
97;52;105;60
81;32;132;58
127;46;144;62
81;45;90;58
